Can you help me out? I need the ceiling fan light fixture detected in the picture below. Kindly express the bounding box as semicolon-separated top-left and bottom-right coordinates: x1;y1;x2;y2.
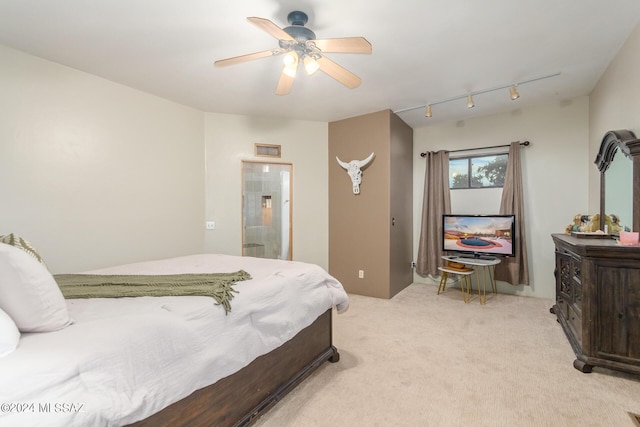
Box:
283;51;297;66
425;105;432;118
303;55;320;75
282;51;299;77
283;64;297;78
509;85;520;100
466;95;475;108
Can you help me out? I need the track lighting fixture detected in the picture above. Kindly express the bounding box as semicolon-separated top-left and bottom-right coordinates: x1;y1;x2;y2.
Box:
466;95;475;108
393;72;561;119
509;85;520;100
425;105;432;118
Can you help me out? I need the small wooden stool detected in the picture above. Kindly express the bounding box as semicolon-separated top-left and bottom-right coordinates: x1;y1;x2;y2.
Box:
437;266;474;303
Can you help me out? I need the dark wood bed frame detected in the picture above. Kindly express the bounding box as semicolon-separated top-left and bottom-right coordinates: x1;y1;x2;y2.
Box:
127;309;339;427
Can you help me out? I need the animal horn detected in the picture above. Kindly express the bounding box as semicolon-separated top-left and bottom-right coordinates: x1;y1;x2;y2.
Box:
336;156;349;170
356;152;375;168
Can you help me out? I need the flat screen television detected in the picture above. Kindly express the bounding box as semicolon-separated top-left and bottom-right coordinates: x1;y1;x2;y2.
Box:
442;214;516;259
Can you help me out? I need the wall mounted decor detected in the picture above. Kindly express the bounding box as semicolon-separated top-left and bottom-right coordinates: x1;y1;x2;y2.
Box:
336;152;375;194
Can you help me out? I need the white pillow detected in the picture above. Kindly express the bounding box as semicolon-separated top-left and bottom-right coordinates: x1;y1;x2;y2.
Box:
0;233;47;265
0;243;71;332
0;308;20;356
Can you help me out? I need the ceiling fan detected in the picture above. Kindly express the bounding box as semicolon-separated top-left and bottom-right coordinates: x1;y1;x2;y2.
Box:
214;11;372;95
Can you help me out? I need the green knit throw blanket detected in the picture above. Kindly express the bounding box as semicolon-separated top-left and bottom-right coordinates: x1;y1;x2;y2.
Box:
54;270;251;314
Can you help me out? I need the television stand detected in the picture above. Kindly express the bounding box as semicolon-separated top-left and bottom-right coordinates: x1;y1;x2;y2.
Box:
457;253;497;261
442;255;500;304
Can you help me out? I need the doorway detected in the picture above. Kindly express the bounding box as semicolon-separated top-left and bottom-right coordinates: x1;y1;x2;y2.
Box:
242;161;292;260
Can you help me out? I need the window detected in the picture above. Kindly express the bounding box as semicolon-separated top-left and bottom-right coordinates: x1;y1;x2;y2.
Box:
449;154;508;189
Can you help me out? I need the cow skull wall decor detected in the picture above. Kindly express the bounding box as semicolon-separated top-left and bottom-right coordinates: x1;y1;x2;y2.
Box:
336;152;375;194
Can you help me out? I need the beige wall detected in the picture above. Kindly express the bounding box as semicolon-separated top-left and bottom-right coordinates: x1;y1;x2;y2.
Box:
0;44;330;274
0;45;205;273
413;98;590;299
588;22;640;215
203;113;329;269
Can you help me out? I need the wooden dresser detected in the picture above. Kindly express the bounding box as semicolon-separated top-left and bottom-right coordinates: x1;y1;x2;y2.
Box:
552;233;640;375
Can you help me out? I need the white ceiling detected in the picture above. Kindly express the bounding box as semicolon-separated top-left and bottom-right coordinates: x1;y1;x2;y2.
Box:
0;0;639;129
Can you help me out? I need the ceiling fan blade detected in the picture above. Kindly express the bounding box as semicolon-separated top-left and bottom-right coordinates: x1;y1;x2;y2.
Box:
247;17;295;41
316;56;362;89
312;37;372;54
275;68;295;95
214;48;286;67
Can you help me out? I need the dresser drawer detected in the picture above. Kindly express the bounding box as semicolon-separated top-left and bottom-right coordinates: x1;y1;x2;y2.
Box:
555;296;569;320
567;304;582;346
572;283;582;310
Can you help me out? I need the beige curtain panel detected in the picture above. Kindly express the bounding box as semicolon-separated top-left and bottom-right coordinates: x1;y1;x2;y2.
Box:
496;141;530;285
416;151;451;276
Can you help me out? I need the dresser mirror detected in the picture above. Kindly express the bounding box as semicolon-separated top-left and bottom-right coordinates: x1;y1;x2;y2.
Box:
595;129;640;233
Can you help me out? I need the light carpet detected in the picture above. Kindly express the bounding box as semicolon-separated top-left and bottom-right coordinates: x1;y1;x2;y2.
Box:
253;282;640;427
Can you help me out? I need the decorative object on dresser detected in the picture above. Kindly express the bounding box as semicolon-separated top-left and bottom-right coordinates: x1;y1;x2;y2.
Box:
564;213;623;235
551;234;640;376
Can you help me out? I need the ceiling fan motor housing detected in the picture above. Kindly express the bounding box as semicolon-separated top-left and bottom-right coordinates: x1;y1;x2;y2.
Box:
282;11;316;43
287;11;308;26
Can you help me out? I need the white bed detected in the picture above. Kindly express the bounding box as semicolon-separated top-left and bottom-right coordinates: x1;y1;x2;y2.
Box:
0;251;349;427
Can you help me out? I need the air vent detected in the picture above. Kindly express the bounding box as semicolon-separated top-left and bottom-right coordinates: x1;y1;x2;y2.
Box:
255;144;281;158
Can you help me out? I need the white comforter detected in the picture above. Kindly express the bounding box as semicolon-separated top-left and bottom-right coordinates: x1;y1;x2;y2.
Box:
0;254;349;427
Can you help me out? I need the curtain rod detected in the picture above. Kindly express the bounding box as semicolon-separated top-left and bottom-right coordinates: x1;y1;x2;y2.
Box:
419;140;530;157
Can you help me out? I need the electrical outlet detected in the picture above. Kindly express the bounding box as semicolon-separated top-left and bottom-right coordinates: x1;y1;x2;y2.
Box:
358;270;364;279
206;221;216;230
411;262;416;268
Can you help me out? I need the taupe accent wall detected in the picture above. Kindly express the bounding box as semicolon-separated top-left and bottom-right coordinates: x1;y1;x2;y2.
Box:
389;112;415;296
329;110;413;299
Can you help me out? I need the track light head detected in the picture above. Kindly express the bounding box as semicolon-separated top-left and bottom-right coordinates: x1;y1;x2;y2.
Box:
509;86;520;100
392;72;561;120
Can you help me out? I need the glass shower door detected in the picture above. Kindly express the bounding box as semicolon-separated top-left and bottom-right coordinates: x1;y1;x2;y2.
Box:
242;161;292;260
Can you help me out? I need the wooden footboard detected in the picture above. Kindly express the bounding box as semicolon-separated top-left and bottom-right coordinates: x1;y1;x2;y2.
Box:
127;309;338;427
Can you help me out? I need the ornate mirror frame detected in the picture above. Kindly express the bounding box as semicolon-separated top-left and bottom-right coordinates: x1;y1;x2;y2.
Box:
595;129;640;232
